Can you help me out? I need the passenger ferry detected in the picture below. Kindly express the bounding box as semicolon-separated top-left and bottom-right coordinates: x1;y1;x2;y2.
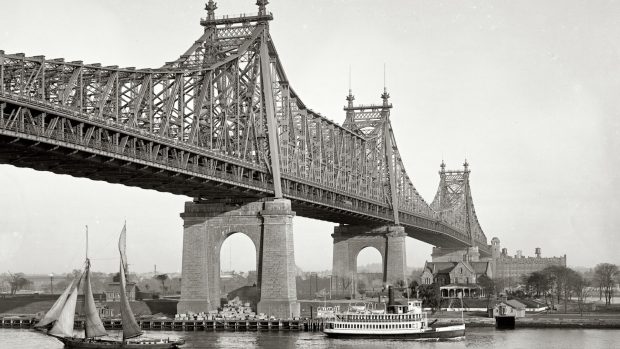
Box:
322;300;465;339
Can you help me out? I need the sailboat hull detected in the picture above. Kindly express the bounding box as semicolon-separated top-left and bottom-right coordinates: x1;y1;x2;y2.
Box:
56;336;185;348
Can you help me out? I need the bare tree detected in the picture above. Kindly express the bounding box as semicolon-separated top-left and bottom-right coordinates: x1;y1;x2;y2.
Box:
573;274;590;316
594;263;619;305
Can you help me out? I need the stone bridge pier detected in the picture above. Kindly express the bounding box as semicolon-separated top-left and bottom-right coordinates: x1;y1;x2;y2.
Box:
332;225;407;295
177;198;300;319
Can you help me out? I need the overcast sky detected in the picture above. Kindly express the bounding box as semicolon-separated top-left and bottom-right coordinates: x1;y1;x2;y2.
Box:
0;0;618;275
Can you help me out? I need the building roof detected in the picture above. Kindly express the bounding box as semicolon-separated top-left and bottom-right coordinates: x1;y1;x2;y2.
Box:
494;299;526;310
451;261;475;274
440;283;482;289
470;261;491;274
429;262;458;274
506;299;526;309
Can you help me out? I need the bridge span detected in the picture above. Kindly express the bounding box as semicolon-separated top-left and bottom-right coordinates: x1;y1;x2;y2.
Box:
0;1;491;318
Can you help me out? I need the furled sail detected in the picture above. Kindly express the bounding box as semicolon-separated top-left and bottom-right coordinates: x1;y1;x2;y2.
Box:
83;261;107;338
35;278;75;328
49;282;79;338
118;224;142;340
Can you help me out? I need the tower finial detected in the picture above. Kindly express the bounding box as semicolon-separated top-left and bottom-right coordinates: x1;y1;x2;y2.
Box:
383;63;386;92
205;0;217;21
440;160;446;172
463;159;469;172
257;0;269;16
381;63;390;107
347;65;355;108
348;65;352;94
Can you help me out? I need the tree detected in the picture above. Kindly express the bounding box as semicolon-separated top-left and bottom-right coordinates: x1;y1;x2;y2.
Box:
523;271;552;297
7;272;32;295
594;263;619;305
357;280;367;297
478;274;495;309
572;273;590;316
542;266;582;313
154;274;169;295
409;280;419;298
418;283;441;313
112;272;121;283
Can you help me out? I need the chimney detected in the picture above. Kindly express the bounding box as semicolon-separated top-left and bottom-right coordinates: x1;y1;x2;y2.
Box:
516;250;522;258
535;248;541;258
501;248;508;256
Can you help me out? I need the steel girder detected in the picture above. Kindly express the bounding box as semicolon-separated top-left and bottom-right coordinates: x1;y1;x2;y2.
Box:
430;162;488;247
0;6;489;254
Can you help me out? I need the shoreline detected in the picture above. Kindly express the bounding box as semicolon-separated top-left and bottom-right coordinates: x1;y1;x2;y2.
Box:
436;316;620;329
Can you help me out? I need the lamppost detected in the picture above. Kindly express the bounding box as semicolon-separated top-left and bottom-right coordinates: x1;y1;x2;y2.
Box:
49;273;54;295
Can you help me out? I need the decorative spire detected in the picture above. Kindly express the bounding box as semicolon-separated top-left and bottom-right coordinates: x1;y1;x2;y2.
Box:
440;160;446;174
346;65;355;108
381;63;390;107
463;159;469;173
205;0;217;21
257;0;269;16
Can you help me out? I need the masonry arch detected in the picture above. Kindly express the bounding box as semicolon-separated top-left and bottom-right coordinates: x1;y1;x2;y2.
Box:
216;231;260;298
219;232;258;275
355;246;384;296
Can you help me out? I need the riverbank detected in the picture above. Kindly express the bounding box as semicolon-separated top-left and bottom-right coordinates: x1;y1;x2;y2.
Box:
434;312;620;329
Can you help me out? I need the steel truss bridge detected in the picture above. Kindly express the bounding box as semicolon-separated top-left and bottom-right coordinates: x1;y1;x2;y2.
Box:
0;1;490;255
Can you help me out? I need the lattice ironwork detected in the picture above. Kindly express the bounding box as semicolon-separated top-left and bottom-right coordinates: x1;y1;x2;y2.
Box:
0;1;489;254
430;161;487;246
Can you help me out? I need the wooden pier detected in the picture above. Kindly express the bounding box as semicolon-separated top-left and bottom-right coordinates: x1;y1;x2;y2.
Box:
0;316;325;332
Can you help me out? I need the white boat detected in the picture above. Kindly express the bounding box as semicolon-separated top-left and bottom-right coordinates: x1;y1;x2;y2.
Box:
322;300;465;339
35;225;185;348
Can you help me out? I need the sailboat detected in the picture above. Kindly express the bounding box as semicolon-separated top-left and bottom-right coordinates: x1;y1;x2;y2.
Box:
35;225;185;348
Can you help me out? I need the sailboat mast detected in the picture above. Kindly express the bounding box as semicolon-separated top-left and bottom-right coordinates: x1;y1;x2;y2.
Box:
84;226;88;337
86;225;89;260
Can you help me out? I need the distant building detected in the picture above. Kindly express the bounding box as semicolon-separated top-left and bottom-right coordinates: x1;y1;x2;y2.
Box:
420;247;493;299
491;237;566;281
104;282;137;302
419;237;566;293
491;299;526;318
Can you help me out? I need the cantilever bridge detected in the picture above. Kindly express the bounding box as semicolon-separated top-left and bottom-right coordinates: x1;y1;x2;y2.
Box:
0;1;490;317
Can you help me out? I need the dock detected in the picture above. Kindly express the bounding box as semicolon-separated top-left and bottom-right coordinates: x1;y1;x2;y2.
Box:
0;316;326;332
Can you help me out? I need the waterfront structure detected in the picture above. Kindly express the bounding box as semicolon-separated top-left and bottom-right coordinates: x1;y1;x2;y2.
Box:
491;299;525;329
0;1;492;318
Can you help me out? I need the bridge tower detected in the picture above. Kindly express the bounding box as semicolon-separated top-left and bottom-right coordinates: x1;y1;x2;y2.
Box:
429;161;488;262
332;87;407;293
176;0;299;318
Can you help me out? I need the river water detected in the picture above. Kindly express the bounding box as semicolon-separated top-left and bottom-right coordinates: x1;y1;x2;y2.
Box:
0;328;617;348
